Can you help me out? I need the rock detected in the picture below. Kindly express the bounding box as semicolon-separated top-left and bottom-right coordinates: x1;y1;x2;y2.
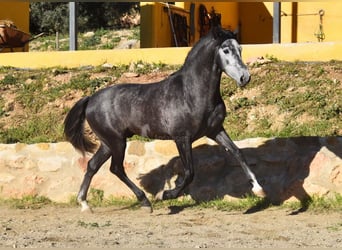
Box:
83;31;95;38
122;72;139;78
116;39;139;49
102;63;114;69
305;146;342;191
4;100;14;112
246;56;272;66
37;143;50;150
127;141;146;156
37;157;63;172
6;156;27;169
15;143;26;152
140;156;170;176
55;142;75;153
0;172;15;183
25;78;33;84
154;140;178;157
0;136;341;204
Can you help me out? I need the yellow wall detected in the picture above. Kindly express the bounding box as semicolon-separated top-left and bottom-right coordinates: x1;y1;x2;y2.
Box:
238;2;273;44
1;42;341;69
192;2;238;43
280;2;342;43
237;1;342;44
140;2;238;48
140;2;171;48
0;1;30;52
141;1;342;46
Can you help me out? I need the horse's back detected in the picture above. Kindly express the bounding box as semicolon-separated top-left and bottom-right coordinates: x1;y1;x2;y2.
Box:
84;82;167;137
83;71;220;141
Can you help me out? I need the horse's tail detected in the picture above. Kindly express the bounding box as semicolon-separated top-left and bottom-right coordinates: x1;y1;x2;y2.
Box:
64;96;97;155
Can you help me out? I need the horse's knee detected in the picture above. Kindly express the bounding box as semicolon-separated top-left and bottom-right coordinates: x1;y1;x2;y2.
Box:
86;158;103;176
184;168;194;185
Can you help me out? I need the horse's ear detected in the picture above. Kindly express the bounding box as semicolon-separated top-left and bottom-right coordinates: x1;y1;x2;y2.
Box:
212;26;235;41
209;13;221;28
232;28;239;39
211;25;224;40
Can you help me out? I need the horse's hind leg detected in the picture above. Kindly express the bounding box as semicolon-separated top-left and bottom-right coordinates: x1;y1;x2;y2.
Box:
77;143;111;212
212;128;265;197
109;139;153;212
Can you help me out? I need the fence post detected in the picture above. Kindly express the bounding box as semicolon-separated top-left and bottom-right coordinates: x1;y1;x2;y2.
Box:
273;2;281;43
69;2;78;50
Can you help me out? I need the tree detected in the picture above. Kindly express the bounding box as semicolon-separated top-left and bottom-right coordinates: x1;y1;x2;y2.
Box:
30;3;69;34
30;2;140;35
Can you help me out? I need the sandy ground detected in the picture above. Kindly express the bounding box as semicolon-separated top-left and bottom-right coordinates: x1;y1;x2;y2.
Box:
0;205;341;248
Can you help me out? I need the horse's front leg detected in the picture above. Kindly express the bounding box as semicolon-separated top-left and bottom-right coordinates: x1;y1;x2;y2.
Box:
156;136;194;200
212;128;265;197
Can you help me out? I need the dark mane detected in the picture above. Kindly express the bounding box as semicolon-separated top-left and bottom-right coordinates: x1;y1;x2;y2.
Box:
182;26;236;66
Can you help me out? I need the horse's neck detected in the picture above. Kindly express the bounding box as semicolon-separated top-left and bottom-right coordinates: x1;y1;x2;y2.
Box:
182;44;222;93
176;57;222;110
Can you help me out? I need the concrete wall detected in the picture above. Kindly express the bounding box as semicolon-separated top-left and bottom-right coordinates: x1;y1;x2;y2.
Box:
0;41;341;69
140;2;238;48
141;2;342;46
238;2;273;44
239;2;342;43
279;2;342;43
0;137;341;204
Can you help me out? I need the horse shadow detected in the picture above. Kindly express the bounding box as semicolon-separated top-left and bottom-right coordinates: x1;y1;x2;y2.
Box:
138;136;342;215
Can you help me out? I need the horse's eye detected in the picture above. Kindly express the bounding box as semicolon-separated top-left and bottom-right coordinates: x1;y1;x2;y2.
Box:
223;49;229;54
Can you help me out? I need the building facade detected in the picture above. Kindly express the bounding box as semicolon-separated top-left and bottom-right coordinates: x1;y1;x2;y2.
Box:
141;2;342;47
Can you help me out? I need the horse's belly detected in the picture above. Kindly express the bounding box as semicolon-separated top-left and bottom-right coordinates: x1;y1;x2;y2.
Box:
128;122;172;140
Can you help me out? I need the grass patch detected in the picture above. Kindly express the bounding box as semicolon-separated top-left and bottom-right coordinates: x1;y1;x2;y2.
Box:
0;113;64;143
0;62;179;143
223;60;342;140
0;60;341;143
66;73;110;94
1;191;341;213
0;195;52;209
0;74;17;86
30;27;140;52
197;195;264;212
289;193;342;212
77;220;112;229
327;222;342;232
67;188;141;209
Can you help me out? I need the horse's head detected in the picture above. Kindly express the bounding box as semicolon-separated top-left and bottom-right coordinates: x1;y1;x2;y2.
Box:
213;28;251;87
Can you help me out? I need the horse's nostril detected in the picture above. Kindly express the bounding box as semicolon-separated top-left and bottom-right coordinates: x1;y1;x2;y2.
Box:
247;75;251;83
241;74;251;84
240;74;251;86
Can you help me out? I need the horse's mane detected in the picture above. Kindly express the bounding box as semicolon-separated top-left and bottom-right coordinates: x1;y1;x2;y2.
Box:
182;26;236;66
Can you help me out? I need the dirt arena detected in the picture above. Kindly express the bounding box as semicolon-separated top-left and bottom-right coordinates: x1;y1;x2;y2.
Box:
1;205;341;248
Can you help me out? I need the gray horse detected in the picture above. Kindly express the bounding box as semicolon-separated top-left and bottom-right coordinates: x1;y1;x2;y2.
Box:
64;25;265;212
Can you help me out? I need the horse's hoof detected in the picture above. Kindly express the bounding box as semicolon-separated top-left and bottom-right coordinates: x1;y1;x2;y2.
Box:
155;190;164;201
80;201;93;213
252;185;266;198
141;205;153;213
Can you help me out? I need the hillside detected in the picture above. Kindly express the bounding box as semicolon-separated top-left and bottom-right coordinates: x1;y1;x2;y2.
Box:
0;58;341;144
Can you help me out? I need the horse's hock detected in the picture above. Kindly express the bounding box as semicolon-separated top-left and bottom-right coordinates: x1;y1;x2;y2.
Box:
0;136;341;204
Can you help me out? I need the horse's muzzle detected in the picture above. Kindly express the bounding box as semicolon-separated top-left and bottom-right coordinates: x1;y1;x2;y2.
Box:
239;73;251;87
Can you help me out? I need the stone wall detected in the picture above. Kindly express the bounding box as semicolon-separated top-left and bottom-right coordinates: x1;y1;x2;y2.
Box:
0;136;341;204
